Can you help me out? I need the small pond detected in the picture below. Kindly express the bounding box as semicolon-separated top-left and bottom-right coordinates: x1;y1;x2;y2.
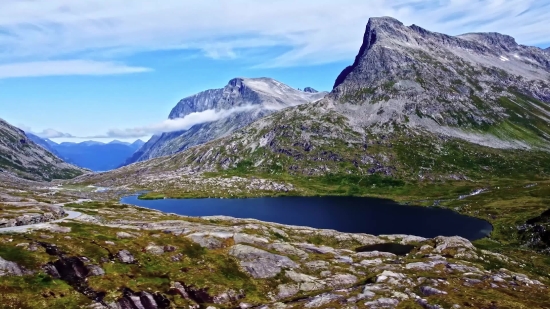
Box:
120;196;492;241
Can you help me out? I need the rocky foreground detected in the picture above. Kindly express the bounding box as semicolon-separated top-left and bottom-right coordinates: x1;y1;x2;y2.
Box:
1;198;549;309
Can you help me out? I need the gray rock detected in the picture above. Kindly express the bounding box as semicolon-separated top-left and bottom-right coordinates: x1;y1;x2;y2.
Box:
234;233;269;246
277;283;299;299
296;243;336;254
116;250;136;263
364;297;400;308
305;260;329;270
269;242;309;259
420;286;447;296
187;232;233;249
87;265;105;277
0;256;29;276
228;244;298;278
417;299;444;309
326;274;358;288
116;232;136;239
145;244;165;255
304;293;343;308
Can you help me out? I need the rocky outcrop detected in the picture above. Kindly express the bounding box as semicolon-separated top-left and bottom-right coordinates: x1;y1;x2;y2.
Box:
124;78;327;165
0;205;67;228
0;118;85;181
0;256;31;276
518;207;550;253
228;244;299;278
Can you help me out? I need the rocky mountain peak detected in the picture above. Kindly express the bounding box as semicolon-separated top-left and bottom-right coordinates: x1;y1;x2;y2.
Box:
303;87;318;93
125;77;328;165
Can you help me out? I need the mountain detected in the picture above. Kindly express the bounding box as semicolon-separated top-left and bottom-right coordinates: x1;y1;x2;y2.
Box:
123;78;327;165
0;118;85;180
303;87;319;93
130;139;145;150
45;140;143;172
26;132;61;157
98;17;550;182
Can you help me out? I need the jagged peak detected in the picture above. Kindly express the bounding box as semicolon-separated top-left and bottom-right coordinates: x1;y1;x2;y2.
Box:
366;16;404;27
303;87;318;93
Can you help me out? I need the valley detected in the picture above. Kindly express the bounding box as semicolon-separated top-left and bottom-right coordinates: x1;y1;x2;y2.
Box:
1;15;550;309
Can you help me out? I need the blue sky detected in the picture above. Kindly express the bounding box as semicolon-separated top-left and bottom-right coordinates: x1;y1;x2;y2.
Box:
0;0;549;143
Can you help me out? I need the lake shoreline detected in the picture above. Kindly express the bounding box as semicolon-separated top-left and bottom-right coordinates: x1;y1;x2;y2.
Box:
121;195;493;241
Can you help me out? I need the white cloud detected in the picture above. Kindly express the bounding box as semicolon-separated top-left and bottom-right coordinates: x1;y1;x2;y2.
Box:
0;1;548;68
0;60;151;78
98;105;258;138
34;128;74;138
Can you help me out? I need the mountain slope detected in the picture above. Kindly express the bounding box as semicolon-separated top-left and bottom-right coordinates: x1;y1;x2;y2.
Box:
329;17;550;147
124;78;327;165
26;133;61;157
0;118;85;180
82;17;550;185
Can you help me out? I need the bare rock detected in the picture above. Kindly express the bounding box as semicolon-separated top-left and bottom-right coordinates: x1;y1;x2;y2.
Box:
116;232;136;239
228;244;298;278
0;256;30;276
145;244;165;255
117;250;136;263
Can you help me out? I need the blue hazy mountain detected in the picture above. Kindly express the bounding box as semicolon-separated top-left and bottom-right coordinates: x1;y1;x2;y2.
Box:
27;136;144;172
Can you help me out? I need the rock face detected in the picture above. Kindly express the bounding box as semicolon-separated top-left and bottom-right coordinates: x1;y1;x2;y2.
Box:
330;16;550;143
0;118;85;180
123;77;327;165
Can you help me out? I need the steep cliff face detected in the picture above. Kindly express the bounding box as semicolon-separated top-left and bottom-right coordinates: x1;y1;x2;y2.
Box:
329;17;550;147
123;78;327;165
0;118;85;180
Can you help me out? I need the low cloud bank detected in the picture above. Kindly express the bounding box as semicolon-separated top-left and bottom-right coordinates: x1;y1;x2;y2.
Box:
100;105;258;138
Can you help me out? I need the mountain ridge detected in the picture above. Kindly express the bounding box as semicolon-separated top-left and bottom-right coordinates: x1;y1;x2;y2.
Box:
85;16;550;184
124;77;327;165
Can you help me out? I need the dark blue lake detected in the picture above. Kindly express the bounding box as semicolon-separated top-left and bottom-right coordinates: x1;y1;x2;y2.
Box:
120;196;492;240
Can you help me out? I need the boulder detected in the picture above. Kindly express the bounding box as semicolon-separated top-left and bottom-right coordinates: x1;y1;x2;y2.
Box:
145;244;165;255
117;250;136;263
116;232;136;239
0;256;30;276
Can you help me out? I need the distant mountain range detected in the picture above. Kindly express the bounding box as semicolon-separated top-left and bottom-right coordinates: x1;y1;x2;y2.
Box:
26;135;144;172
123;78;327;165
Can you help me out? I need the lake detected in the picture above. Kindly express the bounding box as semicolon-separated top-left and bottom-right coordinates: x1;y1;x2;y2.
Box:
120;195;492;240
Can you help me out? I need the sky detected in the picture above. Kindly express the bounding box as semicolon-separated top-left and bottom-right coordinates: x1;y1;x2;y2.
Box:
0;0;549;143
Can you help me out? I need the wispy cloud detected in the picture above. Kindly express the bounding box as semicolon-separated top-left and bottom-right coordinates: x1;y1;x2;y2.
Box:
0;60;151;79
34;128;74;138
92;105;258;138
0;1;548;69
